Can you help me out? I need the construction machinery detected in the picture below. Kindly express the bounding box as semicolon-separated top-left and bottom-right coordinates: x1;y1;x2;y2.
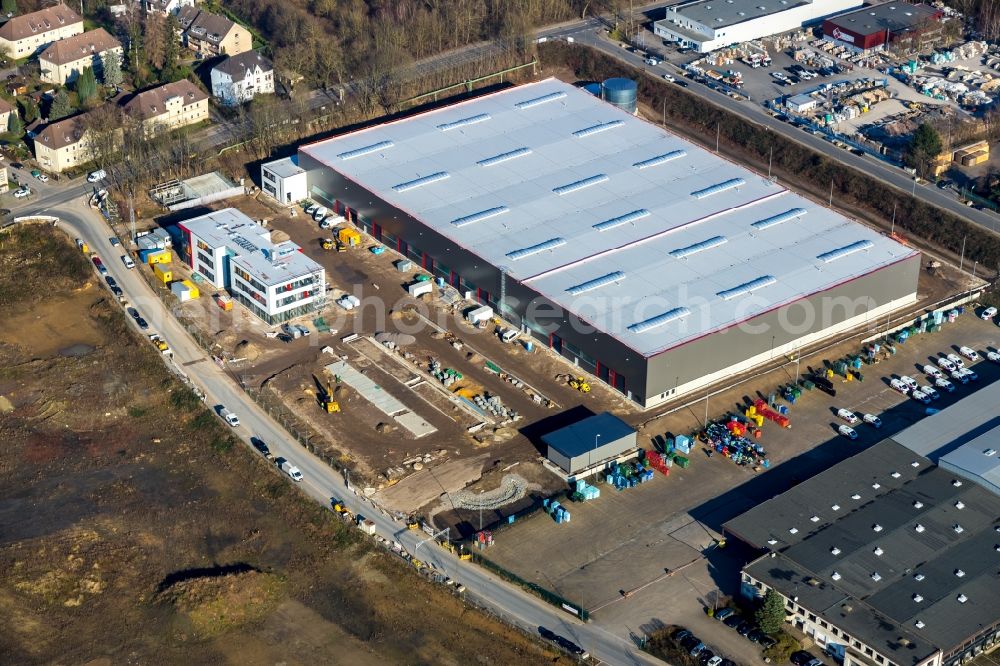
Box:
569;376;591;393
148;334;173;357
338;227;362;248
406;516;420;530
321;238;335;250
320;381;340;413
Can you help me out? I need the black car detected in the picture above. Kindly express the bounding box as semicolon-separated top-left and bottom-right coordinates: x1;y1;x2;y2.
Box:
250;437;272;458
720;660;737;666
110;285;123;298
674;80;689;87
737;621;754;637
136;316;149;330
759;635;778;649
714;608;735;621
674;628;693;641
105;275;118;289
680;635;702;651
748;628;766;643
698;649;716;665
793;651;818;666
723;614;744;629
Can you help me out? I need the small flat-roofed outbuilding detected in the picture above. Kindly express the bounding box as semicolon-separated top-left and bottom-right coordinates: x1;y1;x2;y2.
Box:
542;412;637;475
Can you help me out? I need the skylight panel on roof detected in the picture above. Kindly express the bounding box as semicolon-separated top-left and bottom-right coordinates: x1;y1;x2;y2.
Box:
436;113;491;131
628;307;692;334
573;120;625;138
751;207;806;231
670;235;728;259
478;147;532;167
593;209;650;232
515;90;567;109
717;275;776;301
553;174;609;196
817;240;875;263
566;271;625;296
633;150;687;169
337;140;394;160
392;171;450;193
691;178;745;199
506;238;566;261
450;206;510;228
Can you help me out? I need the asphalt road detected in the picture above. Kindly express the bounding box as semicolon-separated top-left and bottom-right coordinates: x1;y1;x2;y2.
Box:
38;198;661;666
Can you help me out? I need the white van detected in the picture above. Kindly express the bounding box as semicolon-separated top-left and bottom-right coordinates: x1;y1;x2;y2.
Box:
281;460;303;482
87;169;107;183
121;255;135;269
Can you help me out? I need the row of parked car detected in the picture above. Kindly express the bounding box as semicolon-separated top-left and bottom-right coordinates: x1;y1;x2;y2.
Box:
673;609;778;665
889;347;992;405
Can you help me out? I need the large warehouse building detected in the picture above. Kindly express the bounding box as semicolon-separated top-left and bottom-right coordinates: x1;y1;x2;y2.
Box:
822;2;944;51
654;0;862;53
276;78;919;408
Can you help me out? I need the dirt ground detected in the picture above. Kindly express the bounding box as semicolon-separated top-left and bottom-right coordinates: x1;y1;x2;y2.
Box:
0;225;560;665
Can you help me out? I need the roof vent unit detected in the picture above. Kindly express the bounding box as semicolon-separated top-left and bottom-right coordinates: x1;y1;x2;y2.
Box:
816;240;875;263
914;573;925;581
593;209;650;232
767;538;778;545
958;594;968;604
436;113;491;131
913;594;924;602
810;515;820;523
872;483;881;490
691;178;745;200
912;461;920;468
871;572;882;582
627;307;692;334
915;524;925;533
505;238;566;261
873;524;883;533
633;150;686;169
953;479;963;487
830;547;841;556
874;547;883;556
669;235;728;258
788;527;799;535
915;620;925;629
852;493;862;499
553;174;609;196
954;524;964;534
566;271;626;296
913;501;924;509
891;472;901;478
831;571;841;581
572;120;625;138
751;207;806;231
515;90;567;109
477;147;531;167
995;544;1000;552
955;569;965;578
831;504;840;511
392;171;450;193
717;275;776;301
450;206;510;228
984;448;998;457
337;140;394;160
955;501;965;510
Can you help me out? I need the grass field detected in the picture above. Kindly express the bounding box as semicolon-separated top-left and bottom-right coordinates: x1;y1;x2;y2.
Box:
0;224;559;665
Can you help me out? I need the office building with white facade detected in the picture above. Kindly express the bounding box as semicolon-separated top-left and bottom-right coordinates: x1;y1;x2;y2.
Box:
177;208;325;323
654;0;863;53
260;155;308;205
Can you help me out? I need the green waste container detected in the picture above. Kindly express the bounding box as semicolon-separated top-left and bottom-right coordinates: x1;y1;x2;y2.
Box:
674;456;690;469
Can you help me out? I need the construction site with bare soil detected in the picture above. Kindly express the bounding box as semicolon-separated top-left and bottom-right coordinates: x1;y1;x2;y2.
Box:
0;223;561;665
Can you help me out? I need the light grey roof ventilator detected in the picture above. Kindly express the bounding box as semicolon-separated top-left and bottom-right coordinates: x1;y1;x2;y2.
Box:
337;140;394;160
627;307;692;334
717;275;776;301
393;172;450;192
593;209;650;232
817;240;875;263
692;178;745;199
751;207;807;230
451;206;510;228
670;235;728;259
478;147;532;166
506;238;566;260
515;91;567;109
633;150;687;169
573;120;625;138
566;271;626;295
553;174;609;195
437;113;491;131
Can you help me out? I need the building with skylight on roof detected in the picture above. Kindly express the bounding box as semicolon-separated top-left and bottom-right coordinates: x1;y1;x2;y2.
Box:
724;436;1000;666
653;0;862;53
285;78;918;408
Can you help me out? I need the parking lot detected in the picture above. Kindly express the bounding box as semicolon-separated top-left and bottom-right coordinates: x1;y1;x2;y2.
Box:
486;313;1000;662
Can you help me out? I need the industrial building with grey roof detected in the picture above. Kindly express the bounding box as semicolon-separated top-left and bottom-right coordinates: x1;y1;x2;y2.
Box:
725;434;1000;666
289;78;919;408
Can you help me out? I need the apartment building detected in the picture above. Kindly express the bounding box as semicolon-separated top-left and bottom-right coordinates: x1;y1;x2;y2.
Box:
31;114;92;173
0;98;14;133
177;208;326;324
143;0;195;14
39;28;122;85
0;5;84;59
210;50;273;105
176;7;252;57
122;79;209;134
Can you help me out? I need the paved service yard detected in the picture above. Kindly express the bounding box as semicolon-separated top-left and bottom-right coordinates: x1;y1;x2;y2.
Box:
487;313;1000;664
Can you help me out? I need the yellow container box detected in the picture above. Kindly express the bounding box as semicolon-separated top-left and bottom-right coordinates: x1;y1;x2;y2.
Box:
181;279;199;299
147;249;171;265
153;264;172;284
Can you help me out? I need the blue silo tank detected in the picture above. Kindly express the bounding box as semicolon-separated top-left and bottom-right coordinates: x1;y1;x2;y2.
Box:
601;78;637;114
583;82;602;97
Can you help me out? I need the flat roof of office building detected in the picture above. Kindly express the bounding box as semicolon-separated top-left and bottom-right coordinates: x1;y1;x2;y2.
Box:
666;0;813;29
542;412;636;459
301;78;915;358
263;155;306;179
727;439;1000;662
180;208;323;286
825;2;941;35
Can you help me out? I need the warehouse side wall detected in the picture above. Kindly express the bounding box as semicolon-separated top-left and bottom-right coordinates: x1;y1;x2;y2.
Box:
642;254;921;408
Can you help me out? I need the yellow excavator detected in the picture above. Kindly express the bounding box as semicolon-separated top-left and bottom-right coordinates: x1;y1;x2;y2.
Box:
320;381;340;413
569;376;591;393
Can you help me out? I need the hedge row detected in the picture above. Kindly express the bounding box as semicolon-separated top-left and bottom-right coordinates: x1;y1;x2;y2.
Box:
538;42;1000;272
471;551;589;621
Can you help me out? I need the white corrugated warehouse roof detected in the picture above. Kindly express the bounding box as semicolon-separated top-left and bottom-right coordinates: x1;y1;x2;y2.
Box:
301;78;915;357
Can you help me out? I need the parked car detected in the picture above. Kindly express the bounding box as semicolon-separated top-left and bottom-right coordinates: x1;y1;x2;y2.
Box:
121;255;135;269
698;649;716;665
689;642;707;657
108;236;120;246
706;656;723;666
935;377;955;392
920;385;939;400
87;169;107;183
946;353;965;369
714;608;735;621
105;275;118;289
937;357;957;372
758;635;778;649
662;74;676;82
958;367;978;381
736;621;754;637
959;346;980;361
923;364;943;379
863;413;882;428
911;389;931;404
673;628;693;641
279;459;303;482
748;628;767;643
837;408;859;424
950;370;969;385
13;186;30;198
250;437;272;459
838;424;858;440
899;375;919;391
219;407;240;427
981;306;997;321
890;378;910;394
987;351;1000;363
